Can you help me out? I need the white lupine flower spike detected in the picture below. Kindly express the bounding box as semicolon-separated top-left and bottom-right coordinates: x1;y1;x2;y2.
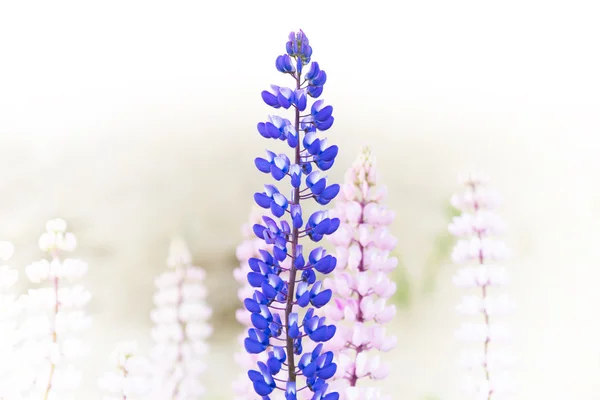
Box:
0;240;27;399
449;173;516;400
98;340;152;400
323;147;398;400
18;219;91;400
149;237;211;400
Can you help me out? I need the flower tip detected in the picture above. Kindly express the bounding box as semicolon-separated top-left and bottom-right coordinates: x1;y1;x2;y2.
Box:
0;241;14;261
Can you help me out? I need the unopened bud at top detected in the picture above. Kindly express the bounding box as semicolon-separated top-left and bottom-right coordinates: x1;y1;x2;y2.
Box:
0;241;14;261
39;219;77;252
166;236;192;268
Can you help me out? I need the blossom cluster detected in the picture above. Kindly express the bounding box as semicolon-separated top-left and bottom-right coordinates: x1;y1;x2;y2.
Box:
449;173;515;399
0;240;21;398
324;147;398;400
149;237;212;399
243;30;341;400
98;340;152;399
19;219;91;400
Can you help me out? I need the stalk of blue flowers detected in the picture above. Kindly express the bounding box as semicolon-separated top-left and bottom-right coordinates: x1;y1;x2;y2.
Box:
245;30;340;400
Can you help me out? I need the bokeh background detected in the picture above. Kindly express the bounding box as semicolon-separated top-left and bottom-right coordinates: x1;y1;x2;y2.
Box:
1;1;600;399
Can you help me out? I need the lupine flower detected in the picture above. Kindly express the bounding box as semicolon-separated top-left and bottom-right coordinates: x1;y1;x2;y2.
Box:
449;173;516;400
233;207;273;399
18;219;91;400
98;340;152;400
149;237;211;399
245;29;340;400
235;208;319;400
323;147;398;400
0;240;26;398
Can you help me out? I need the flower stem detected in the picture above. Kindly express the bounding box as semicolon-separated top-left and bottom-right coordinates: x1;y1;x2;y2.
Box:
284;73;302;384
43;271;59;400
348;200;367;387
475;192;493;400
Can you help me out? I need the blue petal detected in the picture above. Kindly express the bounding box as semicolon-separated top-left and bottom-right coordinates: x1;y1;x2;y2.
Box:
285;382;297;400
261;90;280;108
319;145;338;162
292;214;303;229
275;55;286;73
311;289;332;308
273;246;287;261
314;255;334;274
301;162;313;174
257;123;270;139
308;138;321;155
317;363;336;380
277;91;292;109
253;224;266;239
266;355;282;375
298;352;312;368
270;203;285;218
254;157;271;173
270;165;286;181
309;178;326;195
287;132;298;148
314;219;331;235
253;381;274;396
305;62;320;80
289;322;300;339
254;193;272;208
251;313;269;330
311;343;323;359
320;184;340;200
274;346;286;362
248;272;266;287
244;298;261;313
261;282;277;299
327;218;340;234
294;253;305;268
312;70;327;86
308;85;323;98
317;159;335;171
244;338;266;354
315;197;332;206
316;116;334;131
310;325;336;342
291;172;301;188
303;361;317;378
248;370;263;382
297;292;310;307
248;257;261;272
266;122;281;139
296;91;307;111
302;269;316;284
315;105;333;122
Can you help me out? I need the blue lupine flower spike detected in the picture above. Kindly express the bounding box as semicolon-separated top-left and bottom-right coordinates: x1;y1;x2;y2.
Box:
245;29;340;400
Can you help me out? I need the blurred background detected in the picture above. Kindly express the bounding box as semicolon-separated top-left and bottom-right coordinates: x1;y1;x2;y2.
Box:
1;1;599;399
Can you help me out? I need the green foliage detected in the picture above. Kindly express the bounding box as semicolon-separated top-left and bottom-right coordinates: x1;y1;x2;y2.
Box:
421;203;460;294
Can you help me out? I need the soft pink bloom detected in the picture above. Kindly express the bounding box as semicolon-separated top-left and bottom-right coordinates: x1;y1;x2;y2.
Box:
17;219;91;399
323;147;397;399
149;237;211;400
449;173;516;399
